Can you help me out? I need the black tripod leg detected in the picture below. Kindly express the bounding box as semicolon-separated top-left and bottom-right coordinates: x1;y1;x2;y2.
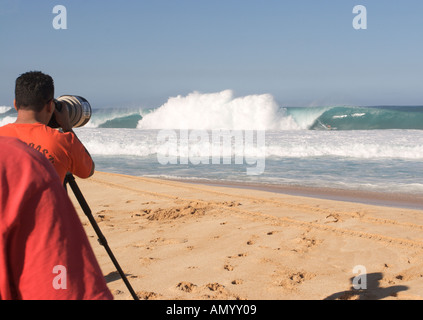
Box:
65;174;139;300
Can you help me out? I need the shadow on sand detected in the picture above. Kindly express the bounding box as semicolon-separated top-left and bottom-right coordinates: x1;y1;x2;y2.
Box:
324;272;408;300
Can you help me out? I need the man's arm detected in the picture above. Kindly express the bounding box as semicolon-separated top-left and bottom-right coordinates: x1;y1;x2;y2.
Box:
54;106;95;177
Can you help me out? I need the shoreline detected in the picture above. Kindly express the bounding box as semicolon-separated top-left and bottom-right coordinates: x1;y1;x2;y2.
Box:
160;177;423;211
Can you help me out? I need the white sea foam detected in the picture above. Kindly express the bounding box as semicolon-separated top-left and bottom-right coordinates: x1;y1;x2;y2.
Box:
0;116;16;126
75;128;423;160
76;128;158;156
0;106;15;126
0;106;12;114
74;127;423;195
333;115;348;119
352;113;366;117
265;130;423;159
137;90;301;130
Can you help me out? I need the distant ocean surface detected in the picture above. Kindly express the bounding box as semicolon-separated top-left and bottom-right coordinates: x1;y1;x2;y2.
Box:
2;90;423;197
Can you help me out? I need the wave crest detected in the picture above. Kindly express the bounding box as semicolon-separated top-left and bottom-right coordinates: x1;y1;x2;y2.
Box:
137;90;301;130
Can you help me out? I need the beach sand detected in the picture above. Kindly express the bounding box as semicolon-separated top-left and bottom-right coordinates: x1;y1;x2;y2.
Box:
69;171;423;300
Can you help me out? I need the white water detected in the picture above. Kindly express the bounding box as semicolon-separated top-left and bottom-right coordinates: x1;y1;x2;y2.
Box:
137;90;303;130
0;106;12;114
75;128;423;160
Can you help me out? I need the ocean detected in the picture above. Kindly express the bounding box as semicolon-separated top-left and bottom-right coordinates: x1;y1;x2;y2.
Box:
2;90;423;204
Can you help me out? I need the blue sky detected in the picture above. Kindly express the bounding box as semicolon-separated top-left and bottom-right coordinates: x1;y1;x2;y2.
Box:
1;0;422;108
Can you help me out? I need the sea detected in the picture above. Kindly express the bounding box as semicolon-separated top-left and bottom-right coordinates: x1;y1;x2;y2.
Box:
2;90;423;206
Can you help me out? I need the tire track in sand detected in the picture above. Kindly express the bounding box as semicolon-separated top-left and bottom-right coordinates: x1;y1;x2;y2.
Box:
93;173;423;232
86;174;423;250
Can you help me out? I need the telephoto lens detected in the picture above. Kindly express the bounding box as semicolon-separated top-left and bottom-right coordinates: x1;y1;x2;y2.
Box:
48;95;92;129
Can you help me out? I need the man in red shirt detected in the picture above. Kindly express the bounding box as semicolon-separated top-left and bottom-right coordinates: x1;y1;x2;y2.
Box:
0;136;113;300
0;71;94;183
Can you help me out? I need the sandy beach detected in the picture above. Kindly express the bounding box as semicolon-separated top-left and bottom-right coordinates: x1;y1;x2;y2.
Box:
69;171;423;300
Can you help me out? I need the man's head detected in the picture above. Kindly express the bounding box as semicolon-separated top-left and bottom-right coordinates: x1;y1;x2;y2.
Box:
15;71;54;112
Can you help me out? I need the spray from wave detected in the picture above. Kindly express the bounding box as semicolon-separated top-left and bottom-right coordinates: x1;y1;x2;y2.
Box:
0;106;17;126
0;106;12;114
137;90;304;130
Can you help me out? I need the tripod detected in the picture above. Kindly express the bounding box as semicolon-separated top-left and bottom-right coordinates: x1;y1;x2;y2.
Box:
64;173;139;300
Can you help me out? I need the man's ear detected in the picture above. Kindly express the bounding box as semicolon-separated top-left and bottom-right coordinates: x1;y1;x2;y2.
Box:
13;99;18;111
46;99;54;113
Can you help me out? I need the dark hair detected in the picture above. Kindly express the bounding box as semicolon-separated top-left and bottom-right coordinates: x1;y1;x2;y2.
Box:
15;71;54;112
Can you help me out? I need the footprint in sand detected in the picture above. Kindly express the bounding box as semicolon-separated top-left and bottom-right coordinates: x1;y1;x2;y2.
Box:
136;291;162;300
224;264;234;271
203;283;242;300
205;282;225;292
227;252;248;259
176;281;197;293
274;270;316;290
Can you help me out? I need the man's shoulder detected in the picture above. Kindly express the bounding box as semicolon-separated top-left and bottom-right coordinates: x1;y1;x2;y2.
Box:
0;123;15;133
0;123;75;146
0;122;47;132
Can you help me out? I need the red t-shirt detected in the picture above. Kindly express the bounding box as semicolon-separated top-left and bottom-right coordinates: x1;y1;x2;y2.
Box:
0;137;113;300
0;123;93;183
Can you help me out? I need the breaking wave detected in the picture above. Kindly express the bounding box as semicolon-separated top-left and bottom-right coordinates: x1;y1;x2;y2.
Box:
1;91;423;130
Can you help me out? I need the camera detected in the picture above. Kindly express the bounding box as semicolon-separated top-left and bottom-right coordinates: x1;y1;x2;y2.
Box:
48;95;92;129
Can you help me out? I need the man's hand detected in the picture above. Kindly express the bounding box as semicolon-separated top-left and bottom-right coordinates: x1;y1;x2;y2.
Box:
53;103;73;132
